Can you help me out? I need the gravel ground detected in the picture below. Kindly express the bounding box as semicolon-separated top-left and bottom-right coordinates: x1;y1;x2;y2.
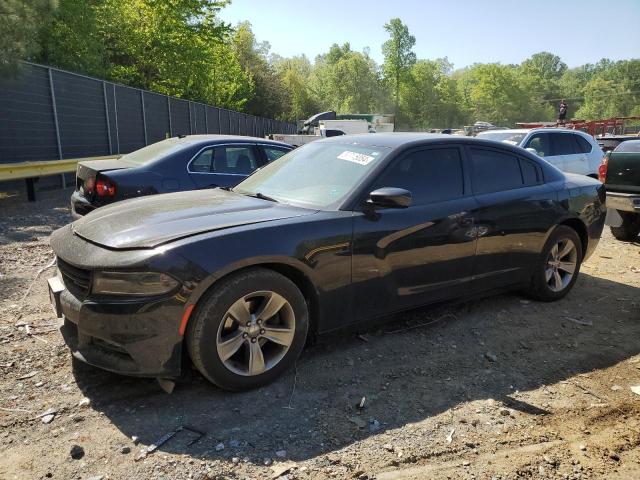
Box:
1;188;639;480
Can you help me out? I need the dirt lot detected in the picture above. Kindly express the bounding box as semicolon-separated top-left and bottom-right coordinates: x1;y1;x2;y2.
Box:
1;188;639;480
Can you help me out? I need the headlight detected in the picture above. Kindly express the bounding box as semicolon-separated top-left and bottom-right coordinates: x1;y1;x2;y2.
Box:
92;271;179;296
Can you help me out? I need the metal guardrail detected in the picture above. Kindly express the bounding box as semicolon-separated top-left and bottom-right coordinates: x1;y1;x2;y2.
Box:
0;155;120;201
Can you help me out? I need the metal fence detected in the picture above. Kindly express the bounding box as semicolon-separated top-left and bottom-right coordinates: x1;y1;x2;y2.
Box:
0;62;296;164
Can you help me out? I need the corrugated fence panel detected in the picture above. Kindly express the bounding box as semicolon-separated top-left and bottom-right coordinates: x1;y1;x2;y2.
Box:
229;111;239;135
115;86;145;153
206;106;220;133
143;91;170;144
194;103;207;134
52;70;109;159
170;98;190;136
0;62;295;165
219;109;231;134
105;84;117;154
0;64;58;163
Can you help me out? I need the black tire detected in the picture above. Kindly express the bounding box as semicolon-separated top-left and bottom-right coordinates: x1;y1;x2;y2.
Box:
186;268;308;391
610;212;640;241
527;225;583;302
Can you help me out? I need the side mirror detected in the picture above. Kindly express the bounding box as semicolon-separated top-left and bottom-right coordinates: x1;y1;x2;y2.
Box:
525;147;540;156
367;187;412;209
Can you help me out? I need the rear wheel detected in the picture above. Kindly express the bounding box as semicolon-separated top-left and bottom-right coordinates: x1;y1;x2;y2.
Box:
610;212;640;241
186;268;308;391
527;226;583;302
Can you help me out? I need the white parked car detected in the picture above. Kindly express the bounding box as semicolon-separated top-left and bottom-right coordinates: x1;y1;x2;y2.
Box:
477;128;604;177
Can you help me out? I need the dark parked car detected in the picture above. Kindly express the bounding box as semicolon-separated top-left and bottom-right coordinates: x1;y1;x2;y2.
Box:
600;140;640;240
71;135;293;217
49;134;606;391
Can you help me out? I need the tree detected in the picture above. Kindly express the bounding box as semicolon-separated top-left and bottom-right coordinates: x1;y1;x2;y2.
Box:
381;18;416;116
576;59;640;119
456;63;530;125
232;22;288;118
273;55;318;122
401;58;465;129
0;0;54;75
37;0;107;77
34;0;253;109
310;43;381;114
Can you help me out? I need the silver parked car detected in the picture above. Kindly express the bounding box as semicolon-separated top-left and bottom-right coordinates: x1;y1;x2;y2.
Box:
477;128;603;177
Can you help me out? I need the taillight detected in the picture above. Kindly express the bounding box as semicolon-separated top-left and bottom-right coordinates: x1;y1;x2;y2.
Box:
95;176;116;197
598;154;609;183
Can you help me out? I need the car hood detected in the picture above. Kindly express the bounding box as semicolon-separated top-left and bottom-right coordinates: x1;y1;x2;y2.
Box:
71;189;315;249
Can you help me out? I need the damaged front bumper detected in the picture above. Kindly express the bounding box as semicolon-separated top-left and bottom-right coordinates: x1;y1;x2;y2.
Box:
49;275;185;378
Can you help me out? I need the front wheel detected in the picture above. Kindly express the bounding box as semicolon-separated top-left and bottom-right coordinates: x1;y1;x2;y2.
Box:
186;268;309;391
610;211;640;241
527;226;583;302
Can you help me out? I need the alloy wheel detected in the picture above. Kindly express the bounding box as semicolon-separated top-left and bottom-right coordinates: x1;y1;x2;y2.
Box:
545;238;578;292
216;291;296;376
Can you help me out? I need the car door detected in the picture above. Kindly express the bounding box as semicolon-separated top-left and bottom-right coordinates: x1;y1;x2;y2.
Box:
551;132;585;174
572;134;599;175
467;146;558;291
351;146;478;321
188;144;262;189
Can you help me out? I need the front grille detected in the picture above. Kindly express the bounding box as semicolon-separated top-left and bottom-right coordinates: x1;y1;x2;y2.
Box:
57;257;91;297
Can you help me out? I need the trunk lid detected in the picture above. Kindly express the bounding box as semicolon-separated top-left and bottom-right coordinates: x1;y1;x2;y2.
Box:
75;158;136;198
71;188;315;249
606;152;640;193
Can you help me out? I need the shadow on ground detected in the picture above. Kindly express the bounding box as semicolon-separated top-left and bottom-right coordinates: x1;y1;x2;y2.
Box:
71;272;640;466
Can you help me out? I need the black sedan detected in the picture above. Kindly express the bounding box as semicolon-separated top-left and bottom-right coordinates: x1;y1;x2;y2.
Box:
71;135;293;217
49;134;606;391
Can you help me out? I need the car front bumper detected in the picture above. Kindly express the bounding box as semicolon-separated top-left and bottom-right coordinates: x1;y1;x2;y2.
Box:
48;274;185;378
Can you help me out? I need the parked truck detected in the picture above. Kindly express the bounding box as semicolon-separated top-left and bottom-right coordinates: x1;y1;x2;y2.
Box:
267;111;394;147
600;140;640;241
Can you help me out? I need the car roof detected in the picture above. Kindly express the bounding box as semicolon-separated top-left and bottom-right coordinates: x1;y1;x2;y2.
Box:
315;132;532;151
172;134;292;149
477;129;530;135
316;132;455;148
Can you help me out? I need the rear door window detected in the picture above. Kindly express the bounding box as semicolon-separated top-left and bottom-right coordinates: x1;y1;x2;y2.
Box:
573;135;593;154
470;148;524;193
190;146;259;175
519;159;541;185
551;133;578;155
374;147;464;205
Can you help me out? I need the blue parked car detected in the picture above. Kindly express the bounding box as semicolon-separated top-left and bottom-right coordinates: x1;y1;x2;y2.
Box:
71;135;293;217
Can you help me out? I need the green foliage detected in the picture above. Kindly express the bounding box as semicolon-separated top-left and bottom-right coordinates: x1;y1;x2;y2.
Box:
382;18;416;114
400;59;463;129
310;43;382;114
575;59;640;119
3;5;639;129
34;0;252;109
272;55;319;122
233;22;287;118
0;0;55;75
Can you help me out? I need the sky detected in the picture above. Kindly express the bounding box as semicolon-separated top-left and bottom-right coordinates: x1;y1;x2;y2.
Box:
219;0;640;69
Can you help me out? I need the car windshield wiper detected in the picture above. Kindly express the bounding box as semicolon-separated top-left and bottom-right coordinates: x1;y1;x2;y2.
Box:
246;192;279;203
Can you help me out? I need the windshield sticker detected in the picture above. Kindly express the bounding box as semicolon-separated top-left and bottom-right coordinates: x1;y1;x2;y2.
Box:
337;150;375;165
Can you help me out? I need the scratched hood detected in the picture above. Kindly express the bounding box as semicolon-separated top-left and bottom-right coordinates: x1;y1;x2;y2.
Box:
71;189;314;249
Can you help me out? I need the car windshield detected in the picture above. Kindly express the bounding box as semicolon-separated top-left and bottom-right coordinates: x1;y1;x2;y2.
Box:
119;138;185;165
613;140;640;152
478;131;527;145
233;141;390;209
